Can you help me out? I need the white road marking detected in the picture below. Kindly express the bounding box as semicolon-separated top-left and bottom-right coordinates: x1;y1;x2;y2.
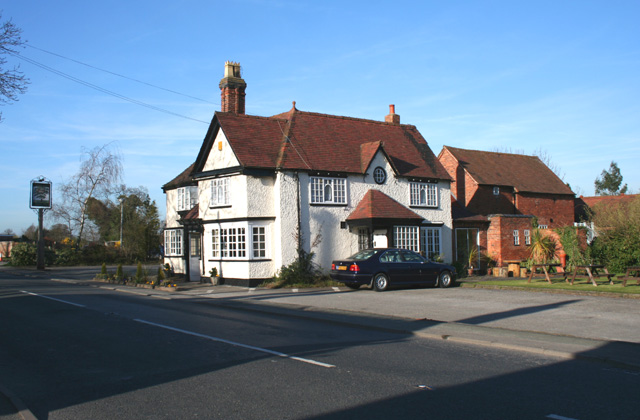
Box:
134;318;335;368
149;294;172;300
547;415;580;420
21;291;85;308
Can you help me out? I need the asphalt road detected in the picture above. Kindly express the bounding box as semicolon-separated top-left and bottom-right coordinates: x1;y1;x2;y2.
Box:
1;269;639;419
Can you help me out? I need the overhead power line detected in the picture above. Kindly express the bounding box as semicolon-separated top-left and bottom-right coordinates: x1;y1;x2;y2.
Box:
25;44;217;105
9;51;210;124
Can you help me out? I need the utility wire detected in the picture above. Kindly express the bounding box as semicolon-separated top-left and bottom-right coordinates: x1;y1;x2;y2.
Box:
25;44;217;105
277;120;311;170
9;51;210;124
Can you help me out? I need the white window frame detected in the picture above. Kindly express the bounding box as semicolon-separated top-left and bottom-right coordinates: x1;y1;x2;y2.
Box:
210;178;229;207
164;229;183;256
310;177;347;204
524;229;531;245
211;228;220;258
493;186;500;196
409;182;438;207
394;226;420;252
538;224;548;229
358;228;371;250
252;225;267;259
421;227;442;260
211;223;270;260
220;227;246;259
177;186;198;211
513;230;520;246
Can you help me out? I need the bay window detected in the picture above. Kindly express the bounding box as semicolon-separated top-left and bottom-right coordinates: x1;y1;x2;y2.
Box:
211;223;269;260
164;229;183;256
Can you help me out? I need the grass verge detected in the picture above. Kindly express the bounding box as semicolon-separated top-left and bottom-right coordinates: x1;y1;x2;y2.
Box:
461;276;640;295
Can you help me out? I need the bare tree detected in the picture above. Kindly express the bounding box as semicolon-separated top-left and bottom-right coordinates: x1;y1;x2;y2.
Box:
533;147;565;182
53;144;122;247
491;146;565;181
0;13;29;122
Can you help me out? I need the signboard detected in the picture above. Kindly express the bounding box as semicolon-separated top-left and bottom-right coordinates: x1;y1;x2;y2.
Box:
30;179;52;209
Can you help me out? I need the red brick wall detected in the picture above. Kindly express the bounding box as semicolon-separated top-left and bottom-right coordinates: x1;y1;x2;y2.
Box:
487;215;534;266
515;193;574;228
467;185;516;215
220;86;246;114
438;149;464;201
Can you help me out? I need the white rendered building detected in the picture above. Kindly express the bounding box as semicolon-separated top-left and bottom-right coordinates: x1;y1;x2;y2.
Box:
163;62;453;286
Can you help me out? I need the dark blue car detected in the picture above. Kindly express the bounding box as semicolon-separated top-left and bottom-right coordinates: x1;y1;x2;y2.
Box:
330;248;456;291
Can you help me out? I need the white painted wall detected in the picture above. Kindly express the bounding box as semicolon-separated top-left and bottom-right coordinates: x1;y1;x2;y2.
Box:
173;142;452;281
164;189;180;228
203;130;239;172
199;173;280;281
282;151;454;273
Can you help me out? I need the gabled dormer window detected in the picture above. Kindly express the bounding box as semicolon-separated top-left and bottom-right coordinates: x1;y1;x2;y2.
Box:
310;177;346;204
373;167;387;184
409;182;438;207
210;178;229;207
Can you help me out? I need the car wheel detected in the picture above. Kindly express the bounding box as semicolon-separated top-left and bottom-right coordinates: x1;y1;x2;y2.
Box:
438;270;454;288
345;284;360;290
373;273;389;292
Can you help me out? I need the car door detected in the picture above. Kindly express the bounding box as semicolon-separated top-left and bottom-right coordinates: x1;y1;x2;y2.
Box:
421;259;441;284
379;250;409;284
399;250;427;283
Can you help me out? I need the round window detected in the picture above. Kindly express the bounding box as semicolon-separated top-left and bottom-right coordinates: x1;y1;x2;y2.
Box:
373;167;387;184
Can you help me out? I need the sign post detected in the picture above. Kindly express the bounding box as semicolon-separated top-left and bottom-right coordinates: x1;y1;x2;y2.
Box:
30;177;52;270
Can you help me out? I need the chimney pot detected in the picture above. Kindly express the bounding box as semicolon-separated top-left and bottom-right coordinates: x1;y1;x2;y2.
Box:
219;62;247;114
385;104;400;125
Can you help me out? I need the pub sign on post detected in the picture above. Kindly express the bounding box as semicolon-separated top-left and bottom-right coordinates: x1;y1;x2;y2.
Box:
30;179;52;209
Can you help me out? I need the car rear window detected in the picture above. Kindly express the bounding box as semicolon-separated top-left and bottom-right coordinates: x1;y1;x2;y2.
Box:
348;249;377;260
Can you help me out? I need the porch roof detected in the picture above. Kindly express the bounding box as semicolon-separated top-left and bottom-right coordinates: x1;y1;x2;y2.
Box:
347;190;423;222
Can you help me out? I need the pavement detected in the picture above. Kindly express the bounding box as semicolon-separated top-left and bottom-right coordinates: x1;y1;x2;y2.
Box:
2;265;640;419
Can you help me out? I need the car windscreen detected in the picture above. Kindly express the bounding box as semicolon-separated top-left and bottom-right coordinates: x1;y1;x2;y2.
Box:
348;249;378;260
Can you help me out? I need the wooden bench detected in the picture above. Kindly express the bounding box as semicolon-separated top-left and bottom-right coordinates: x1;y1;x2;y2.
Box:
528;264;565;284
569;265;614;286
618;266;640;287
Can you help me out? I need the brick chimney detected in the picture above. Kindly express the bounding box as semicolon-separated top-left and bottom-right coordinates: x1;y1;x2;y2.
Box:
219;61;246;114
385;104;400;124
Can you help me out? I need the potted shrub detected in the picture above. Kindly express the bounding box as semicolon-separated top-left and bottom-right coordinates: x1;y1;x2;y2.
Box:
209;267;221;285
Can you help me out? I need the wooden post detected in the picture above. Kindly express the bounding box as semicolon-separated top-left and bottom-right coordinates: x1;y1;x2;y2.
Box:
37;208;45;270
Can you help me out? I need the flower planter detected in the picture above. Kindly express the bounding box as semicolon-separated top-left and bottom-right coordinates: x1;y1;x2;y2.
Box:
492;267;508;277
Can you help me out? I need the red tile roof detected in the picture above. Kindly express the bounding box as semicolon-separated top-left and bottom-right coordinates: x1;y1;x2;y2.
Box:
575;194;639;222
442;146;573;195
162;162;196;191
347;190;423;221
580;194;638;208
183;203;199;220
207;106;450;180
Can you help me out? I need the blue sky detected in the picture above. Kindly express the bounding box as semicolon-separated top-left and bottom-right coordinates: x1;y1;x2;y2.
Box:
1;0;638;235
